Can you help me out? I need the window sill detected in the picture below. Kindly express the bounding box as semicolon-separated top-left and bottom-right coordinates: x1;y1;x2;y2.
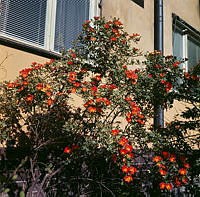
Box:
0;35;62;59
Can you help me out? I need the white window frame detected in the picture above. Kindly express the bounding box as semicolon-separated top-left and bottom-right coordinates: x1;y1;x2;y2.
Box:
173;21;200;72
0;0;100;54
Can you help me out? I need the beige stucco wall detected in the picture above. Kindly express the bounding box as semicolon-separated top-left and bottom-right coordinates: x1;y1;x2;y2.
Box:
102;0;200;55
0;45;48;81
103;0;200;124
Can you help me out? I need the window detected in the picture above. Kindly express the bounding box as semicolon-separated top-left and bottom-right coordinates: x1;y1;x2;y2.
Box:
131;0;144;8
173;15;200;72
0;0;99;53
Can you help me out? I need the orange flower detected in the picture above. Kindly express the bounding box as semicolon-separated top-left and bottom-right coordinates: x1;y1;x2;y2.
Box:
64;147;72;153
73;82;81;87
183;163;190;169
159;182;166;189
114;20;123;26
90;37;96;41
47;99;54;106
159;169;167;176
169;155;176;162
7;83;15;88
122;165;129;173
124;175;133;183
153;156;162;162
81;87;88;92
118;137;128;146
26;95;34;102
136;119;145;125
129;166;137;174
178;168;187;175
126;153;134;159
88;107;97;113
46;92;52;97
166;183;173;190
124;144;133;152
112;129;120;136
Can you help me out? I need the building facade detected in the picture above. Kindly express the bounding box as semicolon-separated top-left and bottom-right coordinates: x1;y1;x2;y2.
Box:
0;0;199;81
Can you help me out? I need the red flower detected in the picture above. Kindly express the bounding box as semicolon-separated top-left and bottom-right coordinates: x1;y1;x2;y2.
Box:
122;165;129;173
125;97;132;101
159;182;166;189
64;147;72;153
110;37;117;41
91;86;98;92
153;156;162;162
182;177;189;184
159;169;167;176
120;149;127;155
85;20;91;23
112;154;117;163
162;152;170;158
178;168;187;175
88;107;97;113
165;82;172;92
72;144;79;150
124;175;133;183
125;70;138;80
109;84;117;90
104;24;110;29
118;137;128;146
112;129;120;136
129;166;137;174
67;61;73;65
166;183;173;190
94;16;100;20
124;144;133;152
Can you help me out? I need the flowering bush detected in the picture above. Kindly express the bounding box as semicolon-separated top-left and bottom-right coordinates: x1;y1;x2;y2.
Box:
0;17;199;196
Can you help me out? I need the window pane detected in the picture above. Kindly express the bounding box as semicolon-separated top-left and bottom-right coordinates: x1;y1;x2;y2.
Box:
188;37;200;71
173;30;183;59
54;0;89;52
0;0;47;47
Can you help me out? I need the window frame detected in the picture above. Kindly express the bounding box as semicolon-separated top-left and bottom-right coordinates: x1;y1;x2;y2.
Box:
172;14;200;72
0;0;100;58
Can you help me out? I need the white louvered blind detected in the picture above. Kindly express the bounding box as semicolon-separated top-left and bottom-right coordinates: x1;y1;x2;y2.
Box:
0;0;92;53
54;0;90;52
0;0;47;48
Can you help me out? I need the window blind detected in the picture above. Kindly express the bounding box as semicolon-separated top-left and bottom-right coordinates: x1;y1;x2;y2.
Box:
0;0;47;48
54;0;90;52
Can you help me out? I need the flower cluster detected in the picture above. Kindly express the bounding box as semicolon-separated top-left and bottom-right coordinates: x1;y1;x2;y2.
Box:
153;151;190;190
